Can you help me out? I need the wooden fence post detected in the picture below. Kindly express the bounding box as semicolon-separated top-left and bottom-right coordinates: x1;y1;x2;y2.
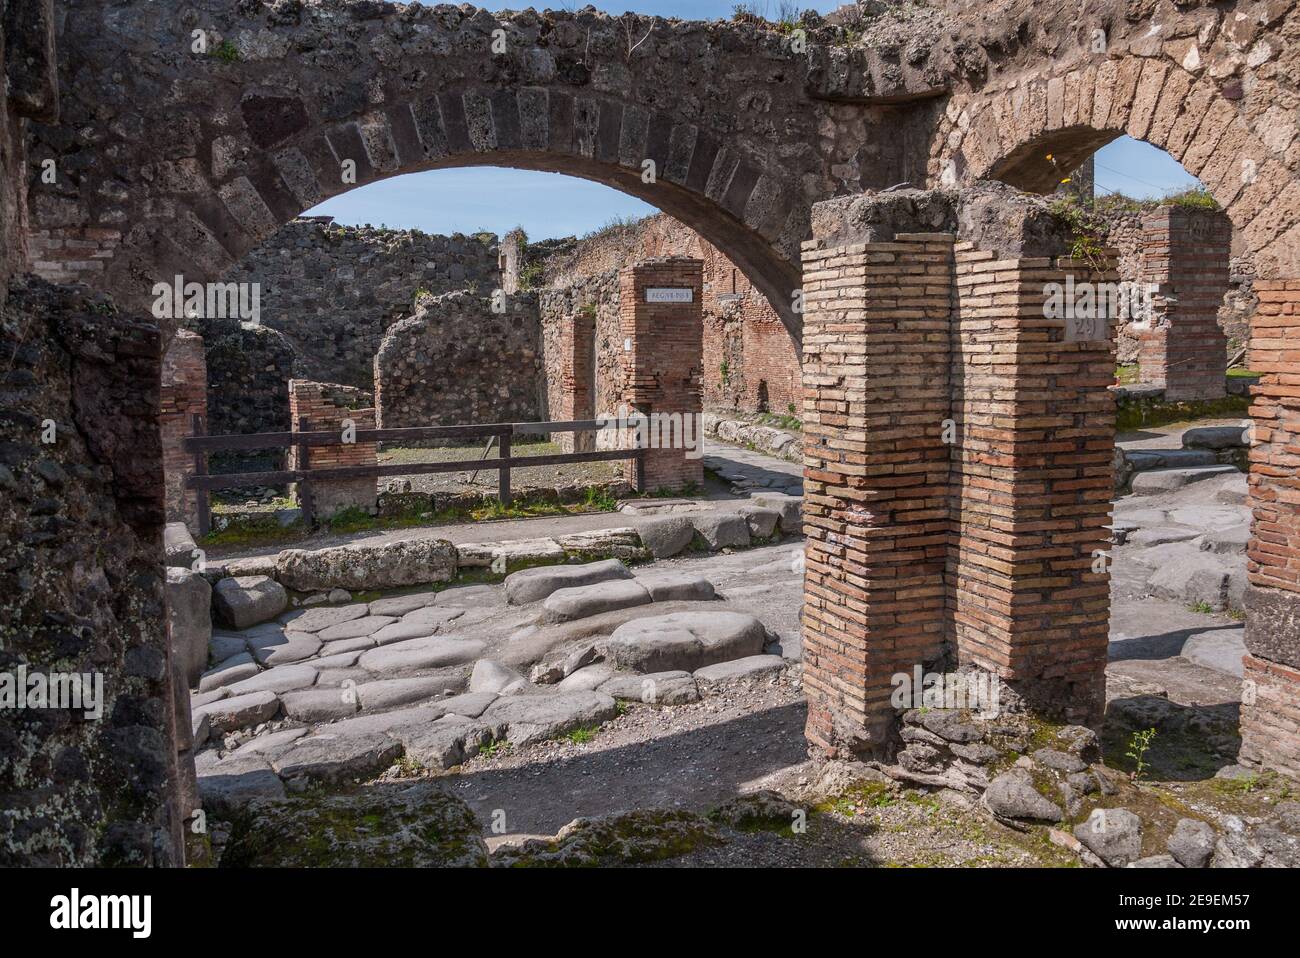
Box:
498;429;512;507
296;415;315;528
191;413;211;538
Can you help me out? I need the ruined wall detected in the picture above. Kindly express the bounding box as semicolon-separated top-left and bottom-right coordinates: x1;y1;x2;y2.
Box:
539;273;623;438
374;290;544;436
199;317;295;437
542;214;800;415
287;380;377;520
222;219;501;390
0;278;180;866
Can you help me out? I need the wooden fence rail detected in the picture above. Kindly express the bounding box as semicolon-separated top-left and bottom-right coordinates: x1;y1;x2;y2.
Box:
183;417;644;537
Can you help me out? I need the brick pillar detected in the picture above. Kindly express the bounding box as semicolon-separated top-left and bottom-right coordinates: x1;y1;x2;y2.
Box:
950;246;1117;726
554;309;596;454
800;231;955;757
287;380;378;519
618;258;704;492
1135;206;1230;401
160;330;207;531
1241;279;1300;778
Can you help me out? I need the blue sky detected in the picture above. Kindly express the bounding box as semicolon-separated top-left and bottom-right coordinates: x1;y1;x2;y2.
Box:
307;0;1203;238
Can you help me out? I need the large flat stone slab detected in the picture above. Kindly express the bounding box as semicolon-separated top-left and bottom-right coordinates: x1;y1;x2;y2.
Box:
690;512;751;550
603;611;768;673
198;652;260;692
273;732;404;784
541;579;651;623
284;603;370;634
223;663;318;697
597;671;699;705
469;658;527;695
368;590;441;617
193;689;280;733
280;687;359;723
504;558;633;606
276;537;457;592
1130;465;1239;496
317;615;396;642
196;753;285;810
635;516;696;558
396;717;499;769
213;575;288;630
693;654;787;689
355;674;463;711
457;537;566;569
480;690;618;747
248;630;323;667
556;528;646;561
370;621;441;646
358;636;485;673
635;572;716;603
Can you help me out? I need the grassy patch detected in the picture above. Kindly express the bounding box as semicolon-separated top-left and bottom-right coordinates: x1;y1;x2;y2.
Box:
562;724;600;745
1115;394;1250;432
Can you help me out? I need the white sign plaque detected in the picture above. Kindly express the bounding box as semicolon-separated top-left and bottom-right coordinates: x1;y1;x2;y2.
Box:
645;287;693;304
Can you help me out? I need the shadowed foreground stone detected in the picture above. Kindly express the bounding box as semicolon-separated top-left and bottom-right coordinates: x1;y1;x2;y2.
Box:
220;782;489;867
504;558;633;605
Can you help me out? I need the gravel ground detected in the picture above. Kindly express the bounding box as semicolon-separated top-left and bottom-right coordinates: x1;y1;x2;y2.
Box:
379;441;622;494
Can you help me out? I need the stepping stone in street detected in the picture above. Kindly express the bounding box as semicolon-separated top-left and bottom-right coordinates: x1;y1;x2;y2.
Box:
213;575;288;630
272;732;404;785
635;572;716;603
693;654;787;690
358;636;485;673
1130;465;1239;496
504;558;633;606
284;603;370;634
635;515;696;558
198;652;260;692
368;590;441;617
603;611;768;674
1182;424;1249;450
751;493;802;534
223;663;319;697
281;687;359;723
690;512;751;550
480;690;618;748
196;753;285;810
598;671;699;705
193;689;280;733
355;674;463;711
248;630;322;666
737;506;780;539
542;579;651;624
317;615;396;642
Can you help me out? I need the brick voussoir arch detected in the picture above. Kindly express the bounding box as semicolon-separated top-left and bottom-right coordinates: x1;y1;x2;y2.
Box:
189;83;805;337
934;55;1300;277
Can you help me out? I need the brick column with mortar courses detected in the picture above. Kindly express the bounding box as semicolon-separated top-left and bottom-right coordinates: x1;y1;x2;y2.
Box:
800;222;956;758
617;258;705;491
553;309;596;454
1242;279;1300;778
287;380;378;519
160;330;207;529
1135;206;1231;401
950;243;1118;727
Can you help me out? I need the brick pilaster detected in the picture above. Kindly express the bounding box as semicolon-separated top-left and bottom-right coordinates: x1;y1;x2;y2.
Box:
160;330;207;530
1135;206;1230;401
1241;279;1300;779
950;248;1117;725
800;232;955;757
617;258;704;492
553;309;595;454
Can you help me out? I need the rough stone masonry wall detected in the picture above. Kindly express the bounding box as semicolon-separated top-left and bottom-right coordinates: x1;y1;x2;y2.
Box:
543;214;800;415
222;219;501;390
0;278;182;866
287;380;377;520
199;316;295;438
374;290;544;438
